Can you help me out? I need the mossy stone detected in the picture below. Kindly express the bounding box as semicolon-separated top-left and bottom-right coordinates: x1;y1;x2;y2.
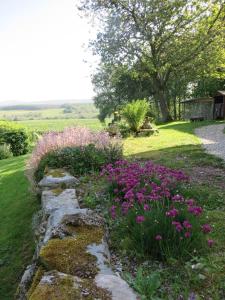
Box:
40;226;103;278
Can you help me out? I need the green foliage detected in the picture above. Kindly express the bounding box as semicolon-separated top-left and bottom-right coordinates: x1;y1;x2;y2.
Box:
0;144;13;160
0;121;29;156
122;100;149;133
125;268;161;300
35;144;123;182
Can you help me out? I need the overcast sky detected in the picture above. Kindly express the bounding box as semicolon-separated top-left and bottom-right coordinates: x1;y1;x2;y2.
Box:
0;0;96;104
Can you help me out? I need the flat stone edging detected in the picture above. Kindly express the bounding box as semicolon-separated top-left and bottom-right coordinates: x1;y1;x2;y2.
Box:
16;169;138;300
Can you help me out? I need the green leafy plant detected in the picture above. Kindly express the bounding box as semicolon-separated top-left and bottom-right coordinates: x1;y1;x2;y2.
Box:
124;268;161;300
0;121;29;156
122;99;149;134
35;143;123;182
0;144;13;160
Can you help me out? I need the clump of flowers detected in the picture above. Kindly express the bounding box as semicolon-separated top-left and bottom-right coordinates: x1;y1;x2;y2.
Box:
102;160;213;260
26;127;122;182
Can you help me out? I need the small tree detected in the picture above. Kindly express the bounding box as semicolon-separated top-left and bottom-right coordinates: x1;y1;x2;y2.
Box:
122;99;149;135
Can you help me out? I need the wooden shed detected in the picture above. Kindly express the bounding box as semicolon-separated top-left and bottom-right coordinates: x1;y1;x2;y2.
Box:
182;91;225;120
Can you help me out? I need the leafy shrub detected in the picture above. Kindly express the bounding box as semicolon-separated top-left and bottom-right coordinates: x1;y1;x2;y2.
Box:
0;144;13;160
0;121;29;156
27;127;122;182
102;160;213;261
122;99;149;134
35;144;122;182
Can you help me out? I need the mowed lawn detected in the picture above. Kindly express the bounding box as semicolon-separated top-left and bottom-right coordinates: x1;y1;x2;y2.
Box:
0;156;39;299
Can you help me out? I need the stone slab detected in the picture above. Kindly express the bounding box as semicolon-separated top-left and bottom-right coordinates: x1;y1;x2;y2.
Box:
42;189;79;215
38;170;79;190
95;274;138;300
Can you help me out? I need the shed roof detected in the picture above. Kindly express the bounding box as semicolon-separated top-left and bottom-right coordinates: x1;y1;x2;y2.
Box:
181;97;213;104
216;90;225;96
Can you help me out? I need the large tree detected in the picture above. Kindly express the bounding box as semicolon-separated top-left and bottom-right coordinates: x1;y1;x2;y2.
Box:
79;0;225;122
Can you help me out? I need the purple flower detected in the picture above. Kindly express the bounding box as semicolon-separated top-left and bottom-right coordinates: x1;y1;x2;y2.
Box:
183;220;192;229
166;208;179;218
136;215;145;224
172;194;184;202
155;235;162;240
207;239;214;247
201;224;212;233
172;221;183;232
185;232;191;238
188;206;203;216
110;205;117;220
144;204;150;211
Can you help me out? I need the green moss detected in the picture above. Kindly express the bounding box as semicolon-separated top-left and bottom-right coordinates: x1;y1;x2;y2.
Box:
27;267;45;298
29;272;80;300
46;169;65;178
51;187;64;195
40;226;103;278
29;271;111;300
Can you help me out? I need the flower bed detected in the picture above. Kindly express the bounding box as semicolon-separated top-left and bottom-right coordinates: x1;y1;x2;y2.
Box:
102;160;213;260
26;127;122;182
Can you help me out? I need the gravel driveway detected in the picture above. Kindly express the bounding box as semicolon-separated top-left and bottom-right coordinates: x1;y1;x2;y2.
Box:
195;123;225;161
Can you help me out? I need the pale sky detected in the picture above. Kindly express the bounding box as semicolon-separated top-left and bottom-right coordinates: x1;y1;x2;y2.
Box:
0;0;96;104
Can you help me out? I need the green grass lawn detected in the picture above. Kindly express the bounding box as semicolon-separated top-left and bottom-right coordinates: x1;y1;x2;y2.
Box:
17;118;104;132
0;156;39;299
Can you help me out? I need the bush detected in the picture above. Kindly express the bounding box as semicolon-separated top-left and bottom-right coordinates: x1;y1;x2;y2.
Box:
122;99;149;134
0;121;29;156
102;160;213;261
35;144;123;182
27;127;122;182
0;144;13;160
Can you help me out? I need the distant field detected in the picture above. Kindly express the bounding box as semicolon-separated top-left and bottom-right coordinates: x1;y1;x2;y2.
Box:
0;103;99;121
16;118;105;131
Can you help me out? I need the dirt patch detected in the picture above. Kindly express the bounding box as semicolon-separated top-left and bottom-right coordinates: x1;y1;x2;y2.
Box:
188;166;225;190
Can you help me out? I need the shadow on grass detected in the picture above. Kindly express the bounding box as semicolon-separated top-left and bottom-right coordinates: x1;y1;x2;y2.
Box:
127;143;225;170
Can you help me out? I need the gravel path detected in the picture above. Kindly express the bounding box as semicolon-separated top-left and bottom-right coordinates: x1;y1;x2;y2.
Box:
195;124;225;161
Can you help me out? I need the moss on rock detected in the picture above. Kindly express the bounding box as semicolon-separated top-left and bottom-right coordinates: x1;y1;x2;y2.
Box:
40;226;103;278
27;267;45;298
29;271;111;300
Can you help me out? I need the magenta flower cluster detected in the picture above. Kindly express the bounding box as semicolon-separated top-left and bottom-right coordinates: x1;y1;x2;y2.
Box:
102;160;213;246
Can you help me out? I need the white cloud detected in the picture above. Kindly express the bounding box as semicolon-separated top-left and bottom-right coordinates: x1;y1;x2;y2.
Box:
0;0;96;104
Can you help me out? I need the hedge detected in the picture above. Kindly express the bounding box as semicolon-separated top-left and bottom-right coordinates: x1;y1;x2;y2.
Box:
0;121;29;156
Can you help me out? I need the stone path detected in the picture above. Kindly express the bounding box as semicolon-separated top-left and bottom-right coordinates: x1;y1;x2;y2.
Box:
195;123;225;161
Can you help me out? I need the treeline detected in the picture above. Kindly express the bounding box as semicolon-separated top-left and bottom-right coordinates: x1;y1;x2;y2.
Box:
79;0;225;122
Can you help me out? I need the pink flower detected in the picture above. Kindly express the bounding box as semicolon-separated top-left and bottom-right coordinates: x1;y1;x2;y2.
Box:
186;199;195;206
172;221;183;232
183;220;192;230
136;215;145;224
166;208;179;218
110;205;117;220
185;232;191;238
201;224;212;234
172;194;184;202
207;239;214;247
188;206;203;216
144;204;150;211
155;235;162;240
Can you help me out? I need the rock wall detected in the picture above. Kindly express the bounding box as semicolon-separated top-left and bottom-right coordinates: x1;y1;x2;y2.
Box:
16;169;137;300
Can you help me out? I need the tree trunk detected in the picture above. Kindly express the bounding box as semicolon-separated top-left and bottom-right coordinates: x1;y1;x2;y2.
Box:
153;76;173;123
155;89;173;122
